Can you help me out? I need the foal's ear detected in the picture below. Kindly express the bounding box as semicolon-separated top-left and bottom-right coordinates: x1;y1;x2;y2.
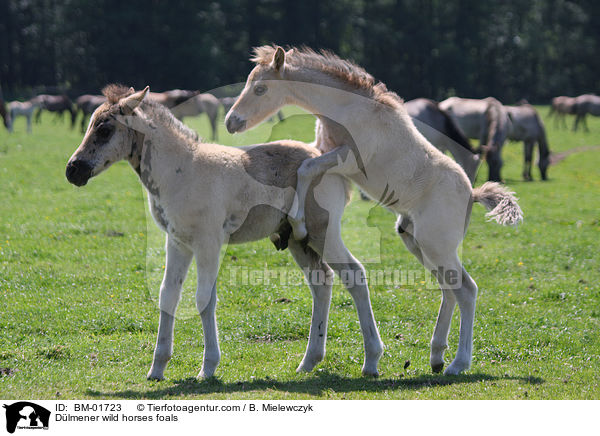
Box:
271;46;286;71
120;86;150;114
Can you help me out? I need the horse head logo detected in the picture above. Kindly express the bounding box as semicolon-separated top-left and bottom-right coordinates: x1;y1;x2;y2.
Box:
3;402;50;433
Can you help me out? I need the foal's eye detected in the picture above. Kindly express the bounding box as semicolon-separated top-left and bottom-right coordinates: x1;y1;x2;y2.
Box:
254;84;267;96
96;123;113;140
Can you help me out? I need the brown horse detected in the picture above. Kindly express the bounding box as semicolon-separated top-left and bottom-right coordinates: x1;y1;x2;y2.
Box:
505;104;550;181
572;94;600;132
439;96;510;182
547;96;577;129
405;98;480;183
34;94;76;128
148;89;199;109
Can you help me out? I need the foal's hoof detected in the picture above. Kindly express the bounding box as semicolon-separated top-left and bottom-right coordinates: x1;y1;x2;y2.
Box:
443;360;469;376
146;370;165;381
361;366;379;378
431;362;444;374
296;362;315;373
197;368;216;379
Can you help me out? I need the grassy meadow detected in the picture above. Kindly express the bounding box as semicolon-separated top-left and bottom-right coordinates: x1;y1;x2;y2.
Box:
0;104;599;400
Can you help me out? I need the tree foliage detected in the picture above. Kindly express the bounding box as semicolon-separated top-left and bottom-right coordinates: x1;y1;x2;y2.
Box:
1;0;598;102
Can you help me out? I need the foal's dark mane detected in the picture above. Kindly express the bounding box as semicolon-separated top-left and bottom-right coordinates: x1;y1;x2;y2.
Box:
251;45;403;109
102;84;134;104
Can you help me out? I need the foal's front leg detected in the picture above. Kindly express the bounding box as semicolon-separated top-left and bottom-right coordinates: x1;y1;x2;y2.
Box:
148;237;193;380
290;145;352;240
193;235;223;379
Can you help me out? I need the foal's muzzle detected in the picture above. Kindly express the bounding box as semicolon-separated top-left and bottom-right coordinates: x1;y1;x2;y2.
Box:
225;114;246;133
66;160;93;186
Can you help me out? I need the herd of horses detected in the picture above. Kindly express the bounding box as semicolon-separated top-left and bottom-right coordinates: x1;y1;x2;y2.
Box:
0;90;224;140
2;85;598;184
7;45;596;380
548;94;600;132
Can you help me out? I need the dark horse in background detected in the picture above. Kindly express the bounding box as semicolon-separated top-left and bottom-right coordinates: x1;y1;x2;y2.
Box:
439;96;510;182
33;94;76;128
0;87;10;130
505;103;550;181
75;94;106;133
405;98;480;183
572;94;600;132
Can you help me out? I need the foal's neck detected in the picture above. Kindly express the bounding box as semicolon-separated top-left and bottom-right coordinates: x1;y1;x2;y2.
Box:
127;105;197;179
286;68;361;118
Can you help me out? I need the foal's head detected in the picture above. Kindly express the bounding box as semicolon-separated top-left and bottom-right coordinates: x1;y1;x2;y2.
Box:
66;85;148;186
225;46;290;133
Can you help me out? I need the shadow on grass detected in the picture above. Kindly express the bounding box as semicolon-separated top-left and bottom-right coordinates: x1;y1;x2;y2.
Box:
86;371;544;399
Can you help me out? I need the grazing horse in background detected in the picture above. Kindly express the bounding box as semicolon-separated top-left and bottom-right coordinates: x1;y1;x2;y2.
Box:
148;89;198;109
75;94;106;133
226;46;523;375
547;96;577;129
572;94;600;132
505;104;550;181
7;99;40;133
220;96;237;114
439;96;510;182
405;98;480;183
33;94;76;128
0;90;10;130
66;84;382;379
170;93;220;140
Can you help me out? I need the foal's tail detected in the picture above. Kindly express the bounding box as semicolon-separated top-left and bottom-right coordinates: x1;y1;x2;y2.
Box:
472;182;523;226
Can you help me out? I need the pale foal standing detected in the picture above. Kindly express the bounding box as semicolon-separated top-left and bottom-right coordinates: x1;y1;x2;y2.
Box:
226;46;523;375
8;100;40;133
66;85;383;379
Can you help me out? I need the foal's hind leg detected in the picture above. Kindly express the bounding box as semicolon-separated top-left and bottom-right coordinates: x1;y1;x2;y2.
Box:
396;215;457;373
430;289;457;373
404;190;479;375
288;239;334;373
395;215;423;264
417;226;478;376
148;237;193;380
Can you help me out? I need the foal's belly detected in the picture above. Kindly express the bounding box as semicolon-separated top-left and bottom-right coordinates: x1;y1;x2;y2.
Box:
227;204;285;244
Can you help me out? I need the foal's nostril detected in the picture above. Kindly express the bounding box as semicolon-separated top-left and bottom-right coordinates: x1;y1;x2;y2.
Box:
225;115;246;133
66;160;93;186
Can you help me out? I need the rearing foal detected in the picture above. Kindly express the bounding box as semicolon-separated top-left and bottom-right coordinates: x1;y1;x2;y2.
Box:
226;46;523;375
66;85;383;379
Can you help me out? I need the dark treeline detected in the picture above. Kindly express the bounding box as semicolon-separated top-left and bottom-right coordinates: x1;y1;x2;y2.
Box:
1;0;599;103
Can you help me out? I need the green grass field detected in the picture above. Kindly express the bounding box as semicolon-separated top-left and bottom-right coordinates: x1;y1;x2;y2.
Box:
0;105;598;400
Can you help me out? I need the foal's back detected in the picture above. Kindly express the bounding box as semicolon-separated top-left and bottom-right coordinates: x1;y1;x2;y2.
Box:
216;140;349;245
